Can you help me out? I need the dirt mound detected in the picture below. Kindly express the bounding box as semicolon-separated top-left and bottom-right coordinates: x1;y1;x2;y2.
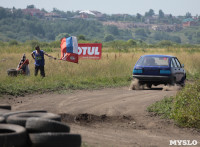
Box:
61;113;135;124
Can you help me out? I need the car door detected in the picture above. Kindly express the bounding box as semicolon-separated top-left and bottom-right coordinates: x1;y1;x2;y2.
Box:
170;58;179;82
174;58;185;82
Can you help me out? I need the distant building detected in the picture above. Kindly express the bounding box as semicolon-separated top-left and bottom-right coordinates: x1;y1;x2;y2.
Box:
78;10;105;20
44;12;61;20
182;18;196;27
22;8;44;18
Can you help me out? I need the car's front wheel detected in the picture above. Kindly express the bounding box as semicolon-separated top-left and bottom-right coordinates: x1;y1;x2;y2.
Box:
170;77;176;86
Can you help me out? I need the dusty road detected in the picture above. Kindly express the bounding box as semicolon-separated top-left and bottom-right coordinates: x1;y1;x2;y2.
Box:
2;86;200;147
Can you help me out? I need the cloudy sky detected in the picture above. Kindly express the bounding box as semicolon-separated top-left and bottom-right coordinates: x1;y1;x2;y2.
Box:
0;0;200;16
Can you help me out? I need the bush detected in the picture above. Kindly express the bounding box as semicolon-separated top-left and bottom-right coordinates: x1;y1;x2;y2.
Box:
157;40;174;47
25;40;40;50
9;40;19;46
171;79;200;128
148;79;200;129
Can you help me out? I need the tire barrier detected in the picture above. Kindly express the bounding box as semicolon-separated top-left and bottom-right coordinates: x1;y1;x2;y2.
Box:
0;104;81;147
0;116;5;123
7;69;18;76
26;117;70;133
29;133;81;147
6;112;61;127
3;110;47;119
0;104;11;110
0;124;27;147
0;109;11;116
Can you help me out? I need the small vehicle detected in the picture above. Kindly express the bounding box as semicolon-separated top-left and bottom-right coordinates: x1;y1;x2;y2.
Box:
132;55;186;88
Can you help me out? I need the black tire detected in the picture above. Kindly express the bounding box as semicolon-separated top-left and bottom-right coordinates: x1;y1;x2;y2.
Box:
0;116;5;123
0;124;28;147
26;117;70;133
170;77;176;86
180;75;186;87
0;108;11;116
29;133;81;147
147;84;152;89
7;68;18;76
3;110;47;119
0;104;11;110
7;112;61;127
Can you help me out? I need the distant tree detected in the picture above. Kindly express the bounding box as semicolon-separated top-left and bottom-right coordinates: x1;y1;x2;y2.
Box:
52;8;59;13
106;25;119;35
78;34;86;40
127;39;137;46
196;31;200;38
157;40;173;47
187;34;193;41
145;9;155;17
27;5;35;9
55;33;70;41
170;36;181;43
153;32;168;40
104;34;114;42
136;13;142;21
45;32;55;40
159;10;165;19
41;8;47;13
9;40;18;46
135;29;147;37
0;7;11;19
185;12;192;18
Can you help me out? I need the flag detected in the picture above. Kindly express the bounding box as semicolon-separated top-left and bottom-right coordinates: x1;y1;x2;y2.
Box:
60;36;78;63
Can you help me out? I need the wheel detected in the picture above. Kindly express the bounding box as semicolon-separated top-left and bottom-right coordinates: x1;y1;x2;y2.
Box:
0;108;11;116
7;69;18;76
0;116;5;123
147;84;152;89
29;133;81;147
0;104;11;110
26;117;70;133
3;110;47;119
180;75;186;87
0;124;28;147
170;77;176;86
7;112;61;127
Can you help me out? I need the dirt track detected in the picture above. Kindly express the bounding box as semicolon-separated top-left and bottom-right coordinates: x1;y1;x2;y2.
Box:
2;86;200;147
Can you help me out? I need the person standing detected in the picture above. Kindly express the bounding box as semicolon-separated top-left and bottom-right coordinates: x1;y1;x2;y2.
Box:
31;45;56;77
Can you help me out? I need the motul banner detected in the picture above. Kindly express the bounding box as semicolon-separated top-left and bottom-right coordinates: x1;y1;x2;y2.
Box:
78;43;102;60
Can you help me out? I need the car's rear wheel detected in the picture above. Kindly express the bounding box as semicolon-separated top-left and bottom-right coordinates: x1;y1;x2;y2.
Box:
147;84;152;89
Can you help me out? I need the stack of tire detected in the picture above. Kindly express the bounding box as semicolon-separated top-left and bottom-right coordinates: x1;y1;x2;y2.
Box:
0;104;81;147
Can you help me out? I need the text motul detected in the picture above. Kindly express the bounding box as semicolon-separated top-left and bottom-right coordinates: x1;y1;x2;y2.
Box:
78;47;100;55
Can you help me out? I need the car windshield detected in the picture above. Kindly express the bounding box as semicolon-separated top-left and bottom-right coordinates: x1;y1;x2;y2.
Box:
136;56;169;66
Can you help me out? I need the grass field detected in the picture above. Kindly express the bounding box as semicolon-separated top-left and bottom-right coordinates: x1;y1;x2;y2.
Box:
1;45;200;129
0;46;200;96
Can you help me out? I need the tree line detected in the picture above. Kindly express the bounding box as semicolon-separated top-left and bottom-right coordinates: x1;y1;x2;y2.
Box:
0;6;200;44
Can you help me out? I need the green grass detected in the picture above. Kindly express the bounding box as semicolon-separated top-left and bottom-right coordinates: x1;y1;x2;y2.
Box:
147;96;173;119
1;45;200;96
148;79;200;129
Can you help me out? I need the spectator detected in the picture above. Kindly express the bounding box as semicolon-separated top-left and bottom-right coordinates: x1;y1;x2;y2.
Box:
31;45;56;77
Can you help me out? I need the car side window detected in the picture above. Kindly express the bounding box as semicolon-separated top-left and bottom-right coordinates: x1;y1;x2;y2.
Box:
171;58;177;67
175;58;181;68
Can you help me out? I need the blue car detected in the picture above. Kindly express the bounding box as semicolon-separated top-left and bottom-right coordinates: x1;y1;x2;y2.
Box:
132;55;186;88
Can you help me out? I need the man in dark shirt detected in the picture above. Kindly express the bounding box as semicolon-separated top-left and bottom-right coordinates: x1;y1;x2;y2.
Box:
31;45;56;77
